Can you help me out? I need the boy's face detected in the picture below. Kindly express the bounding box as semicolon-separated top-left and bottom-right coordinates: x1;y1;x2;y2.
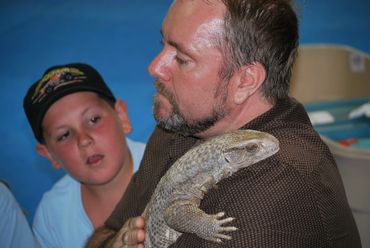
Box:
36;92;132;186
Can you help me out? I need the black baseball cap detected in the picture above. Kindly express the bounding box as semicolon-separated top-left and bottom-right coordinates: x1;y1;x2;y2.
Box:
23;63;116;142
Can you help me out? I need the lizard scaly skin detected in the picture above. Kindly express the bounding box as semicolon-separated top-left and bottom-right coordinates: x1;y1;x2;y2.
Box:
144;129;280;247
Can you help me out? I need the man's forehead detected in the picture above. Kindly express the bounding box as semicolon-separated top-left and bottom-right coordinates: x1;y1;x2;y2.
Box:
196;19;224;38
173;0;221;4
169;0;224;16
165;0;225;29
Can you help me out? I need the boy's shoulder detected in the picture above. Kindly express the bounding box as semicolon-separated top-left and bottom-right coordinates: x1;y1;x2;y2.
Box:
127;137;146;150
50;174;78;191
126;138;146;172
39;174;80;207
33;175;92;248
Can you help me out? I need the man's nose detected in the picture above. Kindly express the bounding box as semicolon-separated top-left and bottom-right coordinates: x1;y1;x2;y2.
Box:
148;48;175;82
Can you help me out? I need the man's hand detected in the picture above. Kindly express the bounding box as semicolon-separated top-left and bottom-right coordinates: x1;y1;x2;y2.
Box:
111;216;146;248
85;216;145;248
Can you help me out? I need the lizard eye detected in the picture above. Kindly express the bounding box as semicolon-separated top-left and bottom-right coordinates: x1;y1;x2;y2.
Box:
245;143;259;153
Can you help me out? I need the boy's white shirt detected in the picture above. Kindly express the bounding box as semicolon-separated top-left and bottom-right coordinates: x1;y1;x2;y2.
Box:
32;138;145;248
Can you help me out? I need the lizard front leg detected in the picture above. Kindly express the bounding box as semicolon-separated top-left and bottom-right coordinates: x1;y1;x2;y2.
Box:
163;200;237;243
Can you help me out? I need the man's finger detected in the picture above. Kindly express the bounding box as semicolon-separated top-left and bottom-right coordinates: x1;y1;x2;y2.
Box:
128;216;145;229
120;217;145;245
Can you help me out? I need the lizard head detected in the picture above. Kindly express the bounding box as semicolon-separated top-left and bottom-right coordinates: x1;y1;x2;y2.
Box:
222;129;279;169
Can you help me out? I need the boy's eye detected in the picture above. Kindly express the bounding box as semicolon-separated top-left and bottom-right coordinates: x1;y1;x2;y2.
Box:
56;131;70;142
89;115;101;124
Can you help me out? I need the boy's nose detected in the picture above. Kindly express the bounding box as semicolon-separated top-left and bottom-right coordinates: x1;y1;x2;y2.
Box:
78;132;94;148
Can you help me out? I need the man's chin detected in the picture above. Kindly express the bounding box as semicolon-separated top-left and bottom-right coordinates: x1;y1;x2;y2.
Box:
154;113;190;136
158;122;192;137
153;109;172;124
153;97;174;118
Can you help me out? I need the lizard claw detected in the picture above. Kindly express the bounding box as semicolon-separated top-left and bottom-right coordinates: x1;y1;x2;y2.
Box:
197;212;237;243
208;233;233;243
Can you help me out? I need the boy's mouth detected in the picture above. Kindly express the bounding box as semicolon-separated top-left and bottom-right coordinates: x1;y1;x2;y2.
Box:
86;154;104;165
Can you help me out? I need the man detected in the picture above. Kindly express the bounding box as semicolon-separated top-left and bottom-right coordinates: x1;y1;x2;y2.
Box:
87;0;361;247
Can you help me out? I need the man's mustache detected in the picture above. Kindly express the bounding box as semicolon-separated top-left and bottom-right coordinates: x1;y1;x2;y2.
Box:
153;80;173;101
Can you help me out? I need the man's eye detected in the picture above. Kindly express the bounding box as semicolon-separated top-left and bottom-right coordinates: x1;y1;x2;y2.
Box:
57;132;70;142
175;56;189;65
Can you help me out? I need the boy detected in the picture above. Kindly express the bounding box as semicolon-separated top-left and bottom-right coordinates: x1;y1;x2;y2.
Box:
23;63;145;247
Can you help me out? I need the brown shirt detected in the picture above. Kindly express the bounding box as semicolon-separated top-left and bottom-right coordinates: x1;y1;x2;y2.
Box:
106;97;361;247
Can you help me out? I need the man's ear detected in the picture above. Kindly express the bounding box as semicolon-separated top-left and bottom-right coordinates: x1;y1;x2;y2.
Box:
114;99;132;134
231;62;266;105
36;144;62;169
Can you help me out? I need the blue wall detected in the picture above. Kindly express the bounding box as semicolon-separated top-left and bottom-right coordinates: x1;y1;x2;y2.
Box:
0;0;369;224
298;0;370;52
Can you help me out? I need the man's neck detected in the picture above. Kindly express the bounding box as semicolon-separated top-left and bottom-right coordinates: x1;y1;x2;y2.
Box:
196;94;273;139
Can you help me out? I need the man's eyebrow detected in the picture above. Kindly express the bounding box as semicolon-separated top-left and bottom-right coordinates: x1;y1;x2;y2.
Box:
168;40;190;55
160;29;192;56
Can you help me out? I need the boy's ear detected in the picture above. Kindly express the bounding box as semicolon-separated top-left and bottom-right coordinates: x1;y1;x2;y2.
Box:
36;144;62;169
231;62;266;105
114;99;132;134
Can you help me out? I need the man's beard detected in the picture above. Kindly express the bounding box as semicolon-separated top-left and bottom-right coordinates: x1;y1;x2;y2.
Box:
152;80;228;137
